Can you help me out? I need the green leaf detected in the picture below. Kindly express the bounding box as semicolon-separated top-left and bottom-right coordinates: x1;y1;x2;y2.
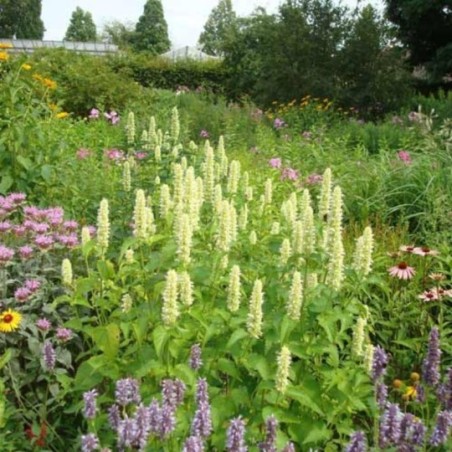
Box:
285;386;324;416
217;357;241;379
0;175;13;194
91;324;120;359
247;354;271;380
97;260;115;280
17;155;32;170
0;349;12;370
152;325;170;360
40;164;53;182
226;328;248;350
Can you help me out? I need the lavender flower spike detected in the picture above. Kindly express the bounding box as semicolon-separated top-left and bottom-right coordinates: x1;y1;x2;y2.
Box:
83;389;98;419
191;401;213;438
371;346;389;382
117;417;139;448
345;431;368;452
115;378;141;406
259;416;278;451
281;443;295;452
195;378;209;404
81;433;100;452
375;382;388;409
43;340;56;370
379;403;403;448
422;326;441;386
226;417;248;451
183;436;204;452
190;343;203;370
437;368;452;409
429;410;452;446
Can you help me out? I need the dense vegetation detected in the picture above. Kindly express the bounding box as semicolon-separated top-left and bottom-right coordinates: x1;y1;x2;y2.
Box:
1;37;452;450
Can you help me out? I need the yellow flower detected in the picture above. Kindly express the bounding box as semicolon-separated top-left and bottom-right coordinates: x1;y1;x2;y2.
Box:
0;51;9;62
0;43;13;49
55;112;69;119
0;309;22;333
43;78;57;90
48;103;58;111
21;63;32;71
402;385;417;401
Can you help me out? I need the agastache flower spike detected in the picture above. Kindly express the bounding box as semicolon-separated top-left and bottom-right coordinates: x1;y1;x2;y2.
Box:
276;346;291;394
61;258;73;286
422;326;441;386
183;436;204;452
115;378;141;406
227;265;241;312
226;417;247;451
429;410;452;446
162;270;179;326
345;431;367;452
81;433;100;452
133;189;147;239
190;344;203;370
43;340;56;370
379;403;403;448
83;389;98;419
259;415;278;452
371;345;389;382
96;198;110;256
247;279;264;339
286;271;303;320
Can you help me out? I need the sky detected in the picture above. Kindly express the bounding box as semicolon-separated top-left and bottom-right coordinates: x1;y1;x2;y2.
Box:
42;0;383;47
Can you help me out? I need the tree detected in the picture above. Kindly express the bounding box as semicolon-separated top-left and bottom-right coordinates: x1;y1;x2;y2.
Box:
385;0;452;82
0;0;45;39
132;0;170;54
65;7;97;42
198;0;237;56
101;21;135;48
338;5;411;116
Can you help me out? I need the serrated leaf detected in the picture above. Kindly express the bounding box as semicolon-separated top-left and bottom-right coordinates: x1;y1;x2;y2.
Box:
91;324;120;359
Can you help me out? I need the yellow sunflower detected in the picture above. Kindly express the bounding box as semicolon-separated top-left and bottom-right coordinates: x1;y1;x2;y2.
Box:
0;309;22;333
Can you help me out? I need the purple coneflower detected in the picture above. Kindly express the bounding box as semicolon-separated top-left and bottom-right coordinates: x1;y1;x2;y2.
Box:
412;246;439;257
388;262;415;280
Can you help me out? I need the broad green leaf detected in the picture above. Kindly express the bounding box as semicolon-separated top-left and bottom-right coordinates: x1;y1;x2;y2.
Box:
0;349;12;370
152;325;170;360
91;324;120;359
285;386;324;416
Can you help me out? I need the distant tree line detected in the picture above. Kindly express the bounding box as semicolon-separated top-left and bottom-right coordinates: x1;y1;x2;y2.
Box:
1;0;449;115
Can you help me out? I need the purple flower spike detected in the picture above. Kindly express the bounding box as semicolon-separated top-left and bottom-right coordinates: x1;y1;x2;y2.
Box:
379;403;403;448
83;389;98;419
115;378;141;406
375;382;388;409
429;411;452;446
108;404;121;431
422;326;441;386
191;401;213;438
281;443;295;452
259;416;278;451
43;340;56;371
190;344;203;370
437;368;452;409
371;346;389;382
226;417;247;452
400;413;426;446
117;417;138;448
148;399;162;435
345;431;367;452
183;436;204;452
134;404;151;449
81;433;99;452
195;378;209;404
161;378;186;409
159;402;176;439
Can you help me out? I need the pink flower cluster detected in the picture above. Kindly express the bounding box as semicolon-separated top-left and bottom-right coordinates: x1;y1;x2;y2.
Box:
105;149;125;161
268;158;299;181
104;111;120;125
0;194;96;262
14;279;42;302
397;150;412;165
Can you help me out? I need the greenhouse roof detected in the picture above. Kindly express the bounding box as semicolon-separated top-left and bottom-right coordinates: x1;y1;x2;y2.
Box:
161;46;220;61
0;39;118;55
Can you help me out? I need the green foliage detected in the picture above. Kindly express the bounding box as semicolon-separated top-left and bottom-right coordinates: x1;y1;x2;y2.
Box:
385;0;452;83
29;49;143;116
100;20;135;49
0;0;45;39
132;0;171;54
64;7;97;42
198;0;237;56
109;52;227;94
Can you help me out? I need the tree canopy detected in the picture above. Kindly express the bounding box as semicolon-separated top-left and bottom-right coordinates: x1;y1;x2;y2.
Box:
132;0;171;54
198;0;237;56
385;0;452;82
65;7;97;42
0;0;45;39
